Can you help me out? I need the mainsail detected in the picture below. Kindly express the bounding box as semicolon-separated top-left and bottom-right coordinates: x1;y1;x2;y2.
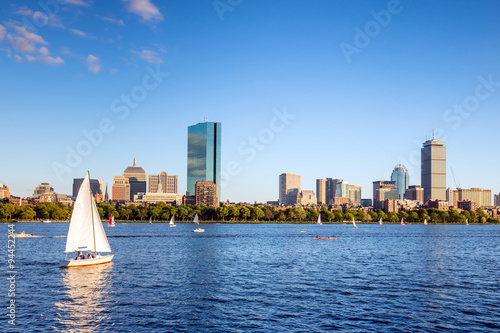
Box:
64;173;112;253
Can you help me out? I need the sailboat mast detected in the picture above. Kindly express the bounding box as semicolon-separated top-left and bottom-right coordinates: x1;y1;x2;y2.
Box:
89;172;97;254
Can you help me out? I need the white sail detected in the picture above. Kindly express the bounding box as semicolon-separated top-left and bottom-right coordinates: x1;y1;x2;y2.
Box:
194;214;199;224
170;216;175;225
317;214;322;225
352;217;357;228
65;173;111;253
379;218;382;225
424;219;427;225
466;218;469;225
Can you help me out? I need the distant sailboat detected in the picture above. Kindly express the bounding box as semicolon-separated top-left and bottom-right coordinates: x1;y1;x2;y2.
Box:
379;218;383;226
169;215;176;227
401;217;405;226
108;215;115;227
424;219;427;225
466;218;469;225
60;172;113;267
352;217;357;229
317;214;322;225
193;214;204;232
149;216;152;225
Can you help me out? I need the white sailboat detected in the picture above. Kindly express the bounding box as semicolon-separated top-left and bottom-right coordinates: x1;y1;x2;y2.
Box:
424;219;427;225
379;218;383;226
193;214;204;232
352;217;358;229
169;215;176;227
149;216;152;225
401;217;405;226
317;214;322;225
466;218;469;225
60;172;114;267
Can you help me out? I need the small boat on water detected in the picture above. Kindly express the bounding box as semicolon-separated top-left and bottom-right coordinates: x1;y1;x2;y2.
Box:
379;218;383;226
401;217;405;226
193;214;204;232
169;216;176;227
108;215;115;227
42;220;52;223
301;230;306;232
424;219;427;225
149;217;152;225
10;230;35;238
313;236;337;240
317;214;322;225
352;217;358;229
60;172;114;268
466;218;469;225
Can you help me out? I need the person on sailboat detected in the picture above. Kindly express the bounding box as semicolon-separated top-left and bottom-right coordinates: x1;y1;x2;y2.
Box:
75;251;82;260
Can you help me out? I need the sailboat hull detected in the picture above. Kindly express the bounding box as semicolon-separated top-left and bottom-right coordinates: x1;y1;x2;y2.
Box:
60;254;114;268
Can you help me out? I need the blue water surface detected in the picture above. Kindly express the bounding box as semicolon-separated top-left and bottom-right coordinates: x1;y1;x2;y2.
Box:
2;222;500;332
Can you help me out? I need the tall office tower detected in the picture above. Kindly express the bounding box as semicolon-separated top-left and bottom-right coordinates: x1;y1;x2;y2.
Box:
390;164;409;200
195;179;218;208
112;176;130;202
324;178;347;204
421;137;446;202
149;171;178;193
123;158;147;201
372;181;398;210
348;185;361;204
495;193;500;206
187;121;221;199
316;179;326;205
104;184;109;201
279;173;301;205
73;178;103;198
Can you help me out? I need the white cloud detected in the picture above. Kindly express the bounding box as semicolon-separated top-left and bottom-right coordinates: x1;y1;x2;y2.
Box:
96;15;124;26
15;6;33;16
69;28;96;39
62;0;90;6
14;54;23;63
133;49;163;64
123;0;163;22
86;54;101;73
24;47;64;65
60;46;71;55
0;24;6;41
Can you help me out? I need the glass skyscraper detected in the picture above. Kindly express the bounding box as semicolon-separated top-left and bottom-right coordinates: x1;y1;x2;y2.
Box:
390;164;409;200
187;122;221;199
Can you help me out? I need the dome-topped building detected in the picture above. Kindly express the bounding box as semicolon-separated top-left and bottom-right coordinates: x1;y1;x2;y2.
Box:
123;157;147;201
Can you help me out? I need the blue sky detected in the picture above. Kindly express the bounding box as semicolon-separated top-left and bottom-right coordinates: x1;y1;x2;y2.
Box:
1;0;499;202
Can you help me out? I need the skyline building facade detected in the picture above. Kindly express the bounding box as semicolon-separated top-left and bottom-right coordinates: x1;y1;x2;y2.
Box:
421;137;446;202
195;179;218;208
112;176;130;202
316;179;326;205
148;171;178;194
72;178;103;198
391;164;409;200
122;158;147;201
405;185;424;202
279;173;301;205
373;181;398;210
187;121;221;200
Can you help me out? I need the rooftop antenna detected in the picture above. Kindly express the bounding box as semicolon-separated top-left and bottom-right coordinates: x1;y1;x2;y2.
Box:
204;116;208;122
450;166;460;190
432;128;435;140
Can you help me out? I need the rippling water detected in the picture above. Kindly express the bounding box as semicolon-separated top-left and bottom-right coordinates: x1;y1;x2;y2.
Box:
3;222;500;332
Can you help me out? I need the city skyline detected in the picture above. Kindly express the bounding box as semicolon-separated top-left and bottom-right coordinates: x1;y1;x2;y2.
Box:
1;1;499;202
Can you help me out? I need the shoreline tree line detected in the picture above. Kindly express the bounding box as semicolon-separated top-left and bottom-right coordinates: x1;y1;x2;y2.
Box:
0;202;497;224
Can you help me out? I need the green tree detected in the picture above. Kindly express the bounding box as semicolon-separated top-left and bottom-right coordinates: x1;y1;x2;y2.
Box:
227;206;240;221
409;211;419;222
387;212;398;222
295;207;306;222
216;206;229;221
239;207;250;221
276;211;286;221
377;210;387;222
250;207;265;221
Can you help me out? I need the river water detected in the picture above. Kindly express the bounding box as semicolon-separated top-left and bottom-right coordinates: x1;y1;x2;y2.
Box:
2;222;500;332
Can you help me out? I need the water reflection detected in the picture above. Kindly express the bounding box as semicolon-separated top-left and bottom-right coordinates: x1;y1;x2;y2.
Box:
54;264;113;332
